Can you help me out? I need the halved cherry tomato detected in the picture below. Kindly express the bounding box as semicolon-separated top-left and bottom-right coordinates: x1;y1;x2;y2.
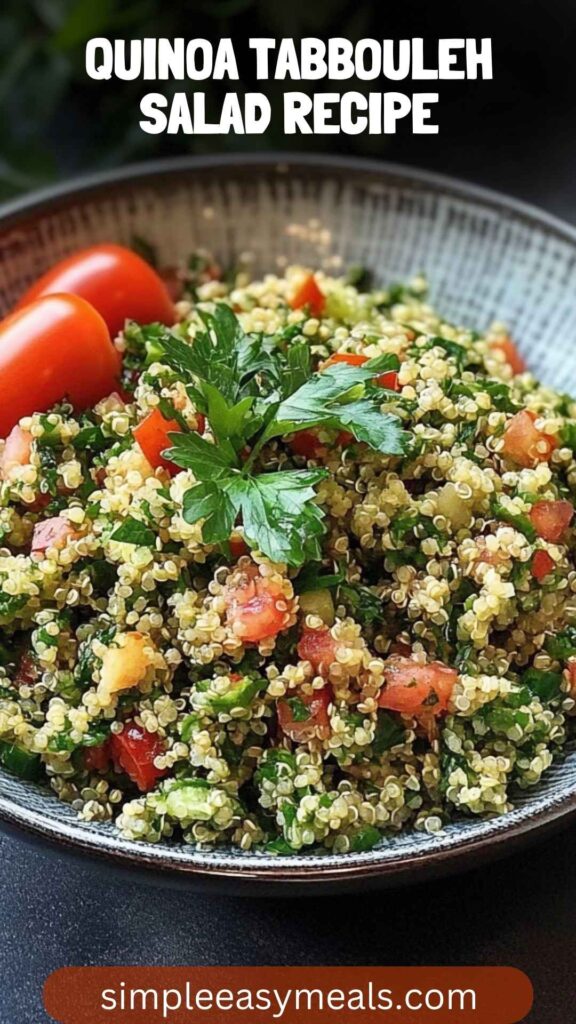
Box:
289;274;326;318
531;550;555;581
378;656;457;716
31;516;76;556
133;409;182;475
490;336;526;375
16;244;175;338
326;352;399;390
297;627;338;674
529;500;574;542
224;564;290;643
501;410;557;468
0;294;119;438
0;426;32;480
109;721;166;792
84;741;111;774
277;685;333;742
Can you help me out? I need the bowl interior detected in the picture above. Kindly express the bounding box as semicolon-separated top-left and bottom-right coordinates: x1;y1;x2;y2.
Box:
1;155;576;884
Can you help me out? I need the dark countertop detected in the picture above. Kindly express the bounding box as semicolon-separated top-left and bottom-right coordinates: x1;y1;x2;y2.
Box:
2;150;576;1024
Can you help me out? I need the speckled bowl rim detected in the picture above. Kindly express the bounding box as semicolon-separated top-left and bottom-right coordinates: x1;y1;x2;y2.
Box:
2;153;576;891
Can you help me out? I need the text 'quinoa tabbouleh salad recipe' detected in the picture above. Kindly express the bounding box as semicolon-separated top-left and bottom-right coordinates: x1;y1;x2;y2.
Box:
1;243;576;857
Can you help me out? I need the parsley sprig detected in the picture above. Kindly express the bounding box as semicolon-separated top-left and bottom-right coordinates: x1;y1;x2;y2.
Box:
146;304;409;566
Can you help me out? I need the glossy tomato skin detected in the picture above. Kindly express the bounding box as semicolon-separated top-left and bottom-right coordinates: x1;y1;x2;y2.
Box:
531;549;555;581
277;685;333;742
16;244;175;338
0;294;119;438
109;722;166;792
501;410;557;467
529;500;574;543
378;656;457;716
289;274;326;318
133;408;182;475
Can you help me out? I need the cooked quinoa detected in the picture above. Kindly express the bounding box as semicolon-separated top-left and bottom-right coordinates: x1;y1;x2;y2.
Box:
1;258;576;855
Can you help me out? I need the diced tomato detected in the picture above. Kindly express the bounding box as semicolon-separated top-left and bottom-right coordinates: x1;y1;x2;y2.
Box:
14;652;39;687
389;639;413;657
490;336;526;375
531;549;555;581
109;721;166;792
287;429;326;459
31;516;75;556
378;656;457;717
84;741;111;774
529;500;574;543
336;430;355;447
277;685;333;742
289;274;326;317
229;533;249;559
325;352;399;389
133;408;182;475
0;425;32;479
224;564;290;643
501;410;558;467
297;627;338;674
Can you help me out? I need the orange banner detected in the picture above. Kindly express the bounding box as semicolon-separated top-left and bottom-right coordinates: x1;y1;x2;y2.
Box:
44;966;532;1024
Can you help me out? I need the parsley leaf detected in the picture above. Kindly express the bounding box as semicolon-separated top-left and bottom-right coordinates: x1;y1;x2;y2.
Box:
165;431;238;478
110;517;156;547
182;482;237;545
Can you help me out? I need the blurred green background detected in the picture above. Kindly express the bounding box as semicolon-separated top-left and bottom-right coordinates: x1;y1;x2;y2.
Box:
0;0;573;210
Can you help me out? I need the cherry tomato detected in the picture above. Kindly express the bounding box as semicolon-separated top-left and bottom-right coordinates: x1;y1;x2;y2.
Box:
0;294;119;438
490;336;526;375
109;721;166;792
378;656;457;716
326;352;399;389
297;627;338;674
531;550;555;581
84;741;112;774
501;410;557;467
529;500;574;542
289;274;326;317
31;516;76;556
224;564;289;643
277;685;332;742
133;408;183;475
16;244;175;338
0;426;32;480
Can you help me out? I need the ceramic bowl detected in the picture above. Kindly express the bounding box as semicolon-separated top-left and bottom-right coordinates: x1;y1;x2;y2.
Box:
1;154;576;894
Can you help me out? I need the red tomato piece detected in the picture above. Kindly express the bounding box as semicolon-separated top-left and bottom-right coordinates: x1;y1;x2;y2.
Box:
16;244;175;338
0;295;120;438
501;410;558;468
529;500;574;543
287;429;326;459
229;533;249;559
297;627;338;675
378;656;457;717
277;685;333;742
0;426;32;480
224;564;289;643
109;722;166;792
31;516;75;556
84;741;111;774
133;408;182;475
490;336;526;375
567;660;576;698
326;352;399;389
531;549;555;581
14;653;40;687
289;274;326;317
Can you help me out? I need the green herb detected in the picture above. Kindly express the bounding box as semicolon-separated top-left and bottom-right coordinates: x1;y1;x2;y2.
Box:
490;497;537;542
338;581;383;625
545;626;576;661
345;265;373;290
560;422;576;451
294;563;345;594
523;667;562;703
0;740;40;781
283;696;311;722
372;710;406;755
348;824;381;851
109;517;157;547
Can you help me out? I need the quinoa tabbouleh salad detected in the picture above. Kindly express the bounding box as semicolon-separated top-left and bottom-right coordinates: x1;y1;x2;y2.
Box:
1;243;576;857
